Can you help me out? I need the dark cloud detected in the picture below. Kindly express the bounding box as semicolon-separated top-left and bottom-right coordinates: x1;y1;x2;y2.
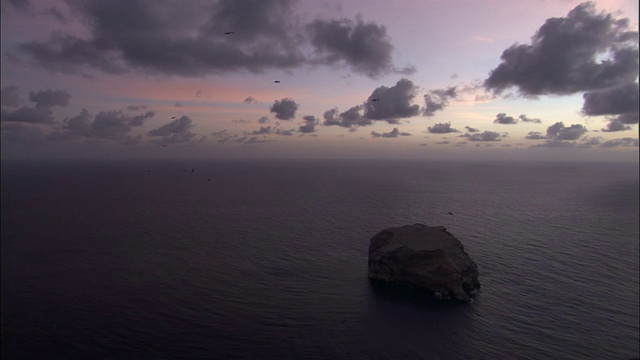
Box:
485;2;639;96
518;114;542;124
270;98;298;120
299;115;318;133
244;136;269;144
4;0;31;12
17;0;306;76
582;82;639;130
494;113;541;124
211;129;237;143
322;105;372;128
546;122;587;140
231;119;252;124
307;15;400;78
130;111;155;126
245;125;293;136
464;131;503;141
602;120;631;132
69;110;154;139
257;116;269;124
13;1;408;79
423;87;457;117
464;126;479;133
248;126;272;135
363;78;420;122
370;127;411;138
493;113;517;124
126;105;147;111
1;88;70;124
174;102;183;108
436;140;450;145
1;85;20;107
1;106;55;124
148;115;197;143
1;122;46;142
244;96;258;104
581;136;601;146
525;131;547;140
28;89;71;109
427;122;459;134
599;137;639;148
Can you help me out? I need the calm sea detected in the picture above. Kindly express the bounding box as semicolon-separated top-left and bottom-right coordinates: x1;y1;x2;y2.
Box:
1;159;638;360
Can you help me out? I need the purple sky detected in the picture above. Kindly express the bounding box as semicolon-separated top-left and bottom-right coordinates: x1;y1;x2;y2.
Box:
1;0;638;161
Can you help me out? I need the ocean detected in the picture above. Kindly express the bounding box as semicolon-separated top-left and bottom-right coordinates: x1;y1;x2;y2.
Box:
1;159;638;359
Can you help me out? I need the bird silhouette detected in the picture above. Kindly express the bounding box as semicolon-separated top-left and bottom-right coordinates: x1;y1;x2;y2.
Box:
274;80;280;83
448;212;454;215
171;116;176;119
224;32;234;35
370;98;379;102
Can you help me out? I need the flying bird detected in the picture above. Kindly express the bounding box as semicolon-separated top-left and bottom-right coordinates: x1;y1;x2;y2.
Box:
370;98;379;102
448;212;454;215
171;116;176;119
224;32;234;35
274;80;280;83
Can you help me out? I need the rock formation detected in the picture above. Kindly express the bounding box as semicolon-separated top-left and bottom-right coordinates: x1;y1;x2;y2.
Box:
368;223;480;302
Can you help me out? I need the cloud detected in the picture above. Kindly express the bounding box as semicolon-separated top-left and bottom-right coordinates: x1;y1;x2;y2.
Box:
16;0;309;76
464;131;503;141
1;88;71;124
231;119;252;124
581;136;601;145
322;105;371;128
493;113;542;124
307;15;400;78
148;115;196;143
3;0;31;12
362;78;420;122
493;113;517;124
370;127;411;138
599;137;639;148
257;116;269;124
244;96;258;104
436;140;450;145
484;2;639;96
602;120;631;132
245;125;293;136
582;82;639;130
518;114;541;124
13;1;408;79
174;102;183;108
546;122;587;140
530;139;576;148
299;115;319;133
1;85;20;107
464;126;479;133
423;87;457;117
60;109;154;140
1;122;46;142
270;98;298;120
28;89;71;109
126;105;147;111
1;106;56;124
525;131;547;140
244;136;269;144
427;122;459;134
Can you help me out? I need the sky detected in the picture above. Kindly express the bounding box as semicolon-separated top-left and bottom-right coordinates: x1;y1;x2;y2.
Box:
1;0;638;161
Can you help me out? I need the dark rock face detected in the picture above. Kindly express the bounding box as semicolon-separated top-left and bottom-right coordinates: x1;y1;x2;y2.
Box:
368;224;480;302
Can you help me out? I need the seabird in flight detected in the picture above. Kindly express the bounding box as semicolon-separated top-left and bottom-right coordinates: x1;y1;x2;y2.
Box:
274;80;281;83
370;98;379;102
224;32;234;35
448;212;454;215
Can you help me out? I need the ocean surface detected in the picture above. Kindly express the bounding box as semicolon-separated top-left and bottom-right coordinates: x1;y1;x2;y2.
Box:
1;159;638;360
